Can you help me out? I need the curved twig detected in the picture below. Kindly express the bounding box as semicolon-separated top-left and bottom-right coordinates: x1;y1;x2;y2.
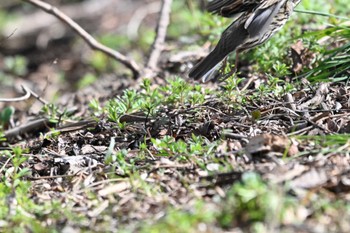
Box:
0;85;31;102
21;0;141;79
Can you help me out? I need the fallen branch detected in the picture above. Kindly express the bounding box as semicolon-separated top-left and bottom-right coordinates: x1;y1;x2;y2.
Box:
146;0;173;72
21;0;141;79
4;118;55;141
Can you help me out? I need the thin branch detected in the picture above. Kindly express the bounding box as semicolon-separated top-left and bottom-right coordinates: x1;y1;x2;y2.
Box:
146;0;173;71
127;1;161;40
21;0;141;79
0;28;17;46
4;118;55;141
0;85;31;102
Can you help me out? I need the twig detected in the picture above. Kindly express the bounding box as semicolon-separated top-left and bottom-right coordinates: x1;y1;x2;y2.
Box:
20;0;141;79
0;28;17;46
146;0;173;72
127;1;161;40
25;84;49;106
4;118;55;141
0;85;31;102
0;155;15;174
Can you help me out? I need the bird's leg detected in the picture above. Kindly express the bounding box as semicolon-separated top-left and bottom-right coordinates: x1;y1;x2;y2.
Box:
214;57;229;81
222;50;240;79
220;51;239;81
235;49;240;72
221;57;228;75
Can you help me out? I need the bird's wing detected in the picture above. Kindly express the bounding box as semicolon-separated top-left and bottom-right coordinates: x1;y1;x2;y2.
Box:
244;0;287;38
207;0;260;18
219;17;250;52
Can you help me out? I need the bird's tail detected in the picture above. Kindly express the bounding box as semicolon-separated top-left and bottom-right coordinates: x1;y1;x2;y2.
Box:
188;48;227;82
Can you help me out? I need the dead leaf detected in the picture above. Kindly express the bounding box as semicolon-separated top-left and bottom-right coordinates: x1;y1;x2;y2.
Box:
98;182;132;196
246;134;299;157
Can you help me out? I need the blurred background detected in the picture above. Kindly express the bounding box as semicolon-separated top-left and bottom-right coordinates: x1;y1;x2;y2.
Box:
0;0;348;101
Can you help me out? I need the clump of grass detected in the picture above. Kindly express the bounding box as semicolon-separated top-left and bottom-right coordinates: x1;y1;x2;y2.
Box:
301;24;350;82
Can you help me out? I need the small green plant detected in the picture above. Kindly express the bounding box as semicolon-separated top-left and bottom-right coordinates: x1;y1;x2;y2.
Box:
222;74;241;92
105;138;135;176
151;136;187;158
0;147;38;231
77;72;97;89
40;104;64;123
107;89;144;126
0;106;14;128
2;147;30;188
162;77;191;106
107;77;208;127
89;98;103;117
161;77;208;106
0;147;90;232
218;172;296;229
140;200;216;233
110;149;134;176
151;134;215;162
4;56;28;76
258;75;285;96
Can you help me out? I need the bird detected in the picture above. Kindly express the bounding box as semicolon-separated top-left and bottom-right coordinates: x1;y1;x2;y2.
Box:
188;0;301;82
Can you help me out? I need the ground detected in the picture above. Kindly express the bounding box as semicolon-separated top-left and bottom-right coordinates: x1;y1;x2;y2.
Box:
0;0;350;232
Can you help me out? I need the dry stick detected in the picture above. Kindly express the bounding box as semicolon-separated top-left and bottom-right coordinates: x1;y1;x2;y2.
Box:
4;118;55;140
21;0;141;79
146;0;173;72
0;85;31;102
0;28;17;46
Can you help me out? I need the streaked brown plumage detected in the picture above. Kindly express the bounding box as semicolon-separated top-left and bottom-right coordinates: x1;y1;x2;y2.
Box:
189;0;301;82
207;0;262;17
